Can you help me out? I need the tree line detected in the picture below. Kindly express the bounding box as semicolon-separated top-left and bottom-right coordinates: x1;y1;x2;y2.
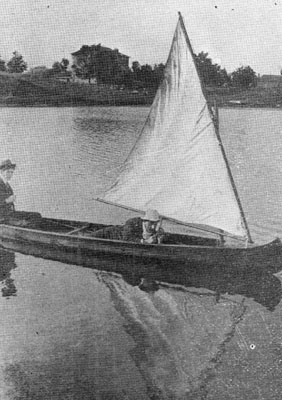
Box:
69;50;257;90
0;49;258;90
194;52;257;89
0;51;27;73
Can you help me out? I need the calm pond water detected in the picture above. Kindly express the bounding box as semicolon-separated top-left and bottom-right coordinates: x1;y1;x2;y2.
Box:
0;106;282;399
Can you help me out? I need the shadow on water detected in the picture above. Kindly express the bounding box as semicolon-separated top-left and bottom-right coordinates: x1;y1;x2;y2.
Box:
0;248;17;298
119;252;282;312
74;117;127;135
125;266;282;312
182;267;282;312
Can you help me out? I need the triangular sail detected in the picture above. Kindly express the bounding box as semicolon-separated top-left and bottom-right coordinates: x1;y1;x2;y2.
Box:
102;16;247;238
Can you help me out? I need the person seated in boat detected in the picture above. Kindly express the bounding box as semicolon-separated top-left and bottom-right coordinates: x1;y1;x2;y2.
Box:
0;159;41;226
124;209;165;244
0;159;16;220
92;209;165;244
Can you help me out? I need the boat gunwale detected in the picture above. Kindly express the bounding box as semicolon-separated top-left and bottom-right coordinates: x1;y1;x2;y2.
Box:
0;221;279;253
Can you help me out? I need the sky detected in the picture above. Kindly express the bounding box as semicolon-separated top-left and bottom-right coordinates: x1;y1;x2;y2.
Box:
1;0;282;75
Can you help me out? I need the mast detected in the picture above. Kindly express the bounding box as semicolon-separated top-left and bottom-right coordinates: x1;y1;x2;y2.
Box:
178;12;253;244
213;102;253;243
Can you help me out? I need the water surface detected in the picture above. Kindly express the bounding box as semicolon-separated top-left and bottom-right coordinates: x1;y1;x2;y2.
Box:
0;106;281;399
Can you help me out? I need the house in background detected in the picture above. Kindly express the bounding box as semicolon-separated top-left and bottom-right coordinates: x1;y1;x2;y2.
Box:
257;75;282;89
71;44;130;83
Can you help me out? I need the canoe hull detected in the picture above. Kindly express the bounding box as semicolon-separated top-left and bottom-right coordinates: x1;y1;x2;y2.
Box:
0;217;281;287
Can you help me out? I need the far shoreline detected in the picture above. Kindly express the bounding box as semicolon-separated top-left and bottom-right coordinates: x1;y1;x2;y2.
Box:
0;73;281;109
0;101;281;109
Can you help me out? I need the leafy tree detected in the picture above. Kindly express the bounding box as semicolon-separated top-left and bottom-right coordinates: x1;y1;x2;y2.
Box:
218;67;231;87
123;70;134;87
114;69;134;88
60;58;69;72
51;58;70;74
153;63;165;87
51;61;62;74
194;52;229;87
7;51;27;73
130;62;165;89
140;64;153;80
231;66;257;88
131;61;141;81
0;57;6;72
132;61;141;74
72;58;95;83
72;46;96;83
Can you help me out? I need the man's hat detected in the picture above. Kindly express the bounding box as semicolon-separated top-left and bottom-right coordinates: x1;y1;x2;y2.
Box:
142;209;160;222
0;159;16;171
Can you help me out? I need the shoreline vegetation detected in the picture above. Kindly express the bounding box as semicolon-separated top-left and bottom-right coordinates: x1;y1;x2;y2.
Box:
0;73;282;108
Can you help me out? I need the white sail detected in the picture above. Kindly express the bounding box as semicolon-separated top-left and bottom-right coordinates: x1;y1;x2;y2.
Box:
102;17;247;238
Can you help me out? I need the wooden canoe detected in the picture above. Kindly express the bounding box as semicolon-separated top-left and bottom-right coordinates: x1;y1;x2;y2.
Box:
0;216;281;288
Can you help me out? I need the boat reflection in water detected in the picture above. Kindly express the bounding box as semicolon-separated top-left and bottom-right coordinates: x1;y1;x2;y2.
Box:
183;263;282;312
2;237;281;311
0;248;17;298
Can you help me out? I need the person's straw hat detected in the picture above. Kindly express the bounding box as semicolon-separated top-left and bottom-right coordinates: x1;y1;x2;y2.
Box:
0;159;16;171
141;209;160;222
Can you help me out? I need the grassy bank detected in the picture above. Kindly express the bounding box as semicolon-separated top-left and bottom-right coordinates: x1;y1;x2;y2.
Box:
0;74;154;107
0;73;281;108
206;86;282;108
